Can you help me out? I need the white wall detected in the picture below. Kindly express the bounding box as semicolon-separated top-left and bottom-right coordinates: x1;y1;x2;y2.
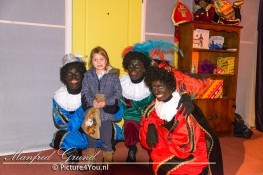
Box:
0;0;65;155
144;0;193;43
235;0;259;127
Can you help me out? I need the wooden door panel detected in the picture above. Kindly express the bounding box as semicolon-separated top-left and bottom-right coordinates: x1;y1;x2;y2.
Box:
73;0;142;75
213;99;229;132
194;99;235;134
213;99;235;133
193;99;215;128
86;0;143;75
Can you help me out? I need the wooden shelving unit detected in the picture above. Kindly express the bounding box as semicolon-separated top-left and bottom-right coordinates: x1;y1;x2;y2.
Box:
178;21;242;134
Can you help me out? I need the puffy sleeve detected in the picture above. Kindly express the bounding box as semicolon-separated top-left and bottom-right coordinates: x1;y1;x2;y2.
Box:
66;107;85;132
167;113;203;158
139;102;161;149
81;74;95;109
52;100;68;129
105;74;122;105
52;100;84;132
113;104;124;121
139;116;158;149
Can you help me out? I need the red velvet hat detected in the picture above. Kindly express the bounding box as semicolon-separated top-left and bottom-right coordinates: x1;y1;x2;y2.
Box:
171;0;193;26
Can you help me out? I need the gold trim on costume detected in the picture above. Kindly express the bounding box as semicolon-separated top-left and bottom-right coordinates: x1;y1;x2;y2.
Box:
142;102;155;118
155;154;196;175
57;106;69;122
168;156;196;175
155;155;175;175
52;109;66;128
59;132;69;148
167;118;178;141
51;130;59;148
192;116;214;175
188;115;196;153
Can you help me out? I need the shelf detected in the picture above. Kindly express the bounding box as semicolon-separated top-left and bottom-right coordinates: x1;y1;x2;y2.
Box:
194;97;235;101
193;48;237;53
190;73;236;77
209;74;236;77
183;21;243;32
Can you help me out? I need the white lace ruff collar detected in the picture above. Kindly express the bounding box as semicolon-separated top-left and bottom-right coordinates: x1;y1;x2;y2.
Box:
53;86;81;111
155;91;181;122
120;74;151;101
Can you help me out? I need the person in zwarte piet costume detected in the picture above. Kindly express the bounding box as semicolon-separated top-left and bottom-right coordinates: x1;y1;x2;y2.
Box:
50;54;123;163
139;60;224;175
116;51;154;162
113;40;195;162
50;54;89;162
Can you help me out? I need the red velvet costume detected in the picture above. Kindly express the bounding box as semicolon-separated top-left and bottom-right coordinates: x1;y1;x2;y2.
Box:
194;4;219;23
140;100;223;175
194;3;241;25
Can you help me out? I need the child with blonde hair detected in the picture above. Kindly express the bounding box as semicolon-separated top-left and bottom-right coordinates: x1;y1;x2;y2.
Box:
81;46;122;163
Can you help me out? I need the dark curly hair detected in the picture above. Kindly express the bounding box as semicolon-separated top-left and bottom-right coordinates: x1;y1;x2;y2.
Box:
122;51;151;70
60;62;86;85
144;65;176;92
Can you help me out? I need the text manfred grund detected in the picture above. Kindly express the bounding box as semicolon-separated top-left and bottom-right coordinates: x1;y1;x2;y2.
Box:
4;147;99;164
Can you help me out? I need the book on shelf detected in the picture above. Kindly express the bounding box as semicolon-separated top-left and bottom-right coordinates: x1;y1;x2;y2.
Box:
191;52;199;73
209;36;224;50
193;29;209;49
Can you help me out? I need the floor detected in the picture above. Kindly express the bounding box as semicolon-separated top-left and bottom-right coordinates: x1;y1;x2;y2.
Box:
0;129;263;175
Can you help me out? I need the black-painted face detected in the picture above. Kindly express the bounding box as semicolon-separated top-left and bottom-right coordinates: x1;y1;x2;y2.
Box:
65;68;83;90
127;59;145;81
151;80;173;102
198;0;209;8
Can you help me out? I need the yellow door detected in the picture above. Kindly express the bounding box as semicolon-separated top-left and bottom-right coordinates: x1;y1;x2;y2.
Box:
73;0;142;75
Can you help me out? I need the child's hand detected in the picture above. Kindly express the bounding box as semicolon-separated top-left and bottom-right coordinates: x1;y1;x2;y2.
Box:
98;101;106;108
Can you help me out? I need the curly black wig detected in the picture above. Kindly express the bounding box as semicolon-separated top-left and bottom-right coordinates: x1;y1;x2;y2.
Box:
144;65;176;92
60;62;86;85
122;51;151;70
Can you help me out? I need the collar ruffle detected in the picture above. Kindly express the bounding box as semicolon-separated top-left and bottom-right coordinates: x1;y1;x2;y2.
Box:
155;91;181;122
53;86;81;111
120;74;151;101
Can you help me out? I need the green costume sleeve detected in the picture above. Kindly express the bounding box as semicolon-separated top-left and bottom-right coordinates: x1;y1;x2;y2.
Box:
120;93;155;122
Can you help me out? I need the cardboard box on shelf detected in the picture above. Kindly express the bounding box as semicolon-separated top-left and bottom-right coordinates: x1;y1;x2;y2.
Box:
195;79;223;99
217;57;235;74
227;57;235;74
